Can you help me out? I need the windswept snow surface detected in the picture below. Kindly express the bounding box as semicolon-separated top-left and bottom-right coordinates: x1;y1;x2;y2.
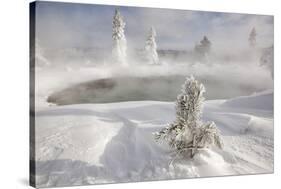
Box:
34;91;273;188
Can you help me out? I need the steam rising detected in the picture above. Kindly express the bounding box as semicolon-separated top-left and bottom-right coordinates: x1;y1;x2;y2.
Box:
33;2;274;107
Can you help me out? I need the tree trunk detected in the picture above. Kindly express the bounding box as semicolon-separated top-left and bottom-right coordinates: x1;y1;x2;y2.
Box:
191;134;197;158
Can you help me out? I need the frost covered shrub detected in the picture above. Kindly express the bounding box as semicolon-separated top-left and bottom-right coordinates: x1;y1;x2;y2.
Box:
154;76;223;158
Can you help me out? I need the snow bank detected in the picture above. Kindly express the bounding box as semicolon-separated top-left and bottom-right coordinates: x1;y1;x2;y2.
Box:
34;92;273;187
222;90;273;110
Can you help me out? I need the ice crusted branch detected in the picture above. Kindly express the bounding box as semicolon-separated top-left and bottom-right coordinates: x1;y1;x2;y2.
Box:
154;76;223;158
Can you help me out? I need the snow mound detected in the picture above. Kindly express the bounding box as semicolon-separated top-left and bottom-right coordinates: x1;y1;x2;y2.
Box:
222;90;273;110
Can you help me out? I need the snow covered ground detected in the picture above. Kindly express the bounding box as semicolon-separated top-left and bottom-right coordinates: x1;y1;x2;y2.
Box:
34;90;273;188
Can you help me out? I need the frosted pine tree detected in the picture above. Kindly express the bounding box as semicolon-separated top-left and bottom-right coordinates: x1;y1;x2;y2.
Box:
35;38;49;68
194;36;211;62
260;45;274;78
112;9;127;66
200;36;211;55
154;76;223;158
249;27;257;48
145;27;159;64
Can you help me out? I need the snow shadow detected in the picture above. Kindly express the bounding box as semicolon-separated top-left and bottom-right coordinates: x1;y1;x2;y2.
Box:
34;159;108;187
36;108;110;118
99;115;173;181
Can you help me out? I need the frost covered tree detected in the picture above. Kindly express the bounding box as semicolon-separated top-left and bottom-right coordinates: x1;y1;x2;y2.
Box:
112;9;127;66
200;36;211;54
260;45;274;78
145;27;159;64
194;36;211;62
154;76;223;158
35;38;49;67
249;27;257;48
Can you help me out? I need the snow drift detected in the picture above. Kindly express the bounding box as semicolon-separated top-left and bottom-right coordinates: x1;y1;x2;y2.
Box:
34;91;273;188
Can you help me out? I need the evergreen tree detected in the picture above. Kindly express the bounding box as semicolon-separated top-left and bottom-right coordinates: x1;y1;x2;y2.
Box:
194;36;211;62
145;27;159;64
249;27;257;48
35;38;49;67
260;45;274;78
112;9;127;66
154;76;223;158
200;36;211;55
